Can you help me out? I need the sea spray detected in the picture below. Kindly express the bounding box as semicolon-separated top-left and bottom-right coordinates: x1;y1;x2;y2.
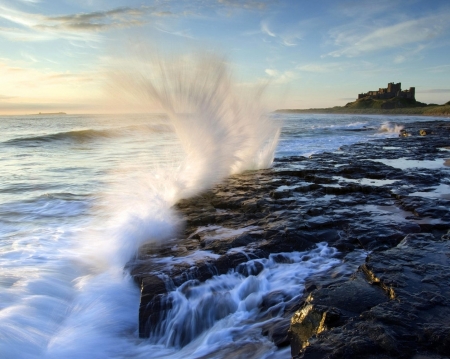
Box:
109;50;280;198
29;51;280;357
379;122;404;133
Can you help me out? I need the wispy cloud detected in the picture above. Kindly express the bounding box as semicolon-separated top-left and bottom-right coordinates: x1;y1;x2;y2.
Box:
296;62;348;73
0;5;164;43
0;60;99;89
280;32;302;47
336;0;401;19
427;64;450;73
38;7;148;32
326;13;450;57
260;20;275;37
218;0;273;10
0;94;15;100
154;25;194;39
260;19;303;47
265;68;297;84
393;55;406;64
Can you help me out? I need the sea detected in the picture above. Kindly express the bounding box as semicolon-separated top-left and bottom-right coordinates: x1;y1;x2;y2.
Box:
1;109;446;359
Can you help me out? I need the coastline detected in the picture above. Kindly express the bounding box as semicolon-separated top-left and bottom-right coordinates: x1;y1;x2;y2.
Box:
275;105;450;117
129;120;450;358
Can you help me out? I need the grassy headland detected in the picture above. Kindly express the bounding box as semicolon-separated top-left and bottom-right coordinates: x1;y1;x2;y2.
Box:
276;98;450;116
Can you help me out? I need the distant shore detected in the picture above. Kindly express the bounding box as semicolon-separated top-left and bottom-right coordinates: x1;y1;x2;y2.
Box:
36;112;67;115
275;107;450;116
276;99;450;117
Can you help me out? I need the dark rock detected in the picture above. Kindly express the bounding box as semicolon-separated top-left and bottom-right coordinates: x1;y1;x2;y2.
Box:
127;120;450;355
261;318;291;347
292;233;450;358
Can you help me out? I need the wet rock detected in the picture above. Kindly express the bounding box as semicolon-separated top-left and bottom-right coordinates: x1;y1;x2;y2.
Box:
261;318;291;347
128;120;450;353
292;233;450;359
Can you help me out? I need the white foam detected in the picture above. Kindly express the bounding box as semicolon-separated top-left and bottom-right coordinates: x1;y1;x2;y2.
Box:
145;244;346;354
409;183;450;199
378;122;404;134
0;51;282;359
370;158;448;169
333;175;398;186
195;225;260;241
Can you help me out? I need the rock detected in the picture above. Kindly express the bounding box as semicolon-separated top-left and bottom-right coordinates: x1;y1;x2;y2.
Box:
261;318;292;347
399;129;410;137
292;233;450;359
127;120;450;355
290;304;341;353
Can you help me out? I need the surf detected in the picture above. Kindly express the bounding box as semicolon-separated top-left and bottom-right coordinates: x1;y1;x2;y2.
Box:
0;50;281;358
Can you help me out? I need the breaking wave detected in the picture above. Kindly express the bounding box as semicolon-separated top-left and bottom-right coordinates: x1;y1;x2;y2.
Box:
4;124;175;147
379;122;404;133
5;129;119;146
311;121;376;132
109;50;280;199
0;50;282;359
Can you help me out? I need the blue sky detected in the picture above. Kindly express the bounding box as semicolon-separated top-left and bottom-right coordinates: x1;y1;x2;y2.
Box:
1;0;450;114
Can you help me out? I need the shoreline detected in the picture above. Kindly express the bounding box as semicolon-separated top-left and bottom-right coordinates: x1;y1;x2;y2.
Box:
129;120;450;358
274;108;450;117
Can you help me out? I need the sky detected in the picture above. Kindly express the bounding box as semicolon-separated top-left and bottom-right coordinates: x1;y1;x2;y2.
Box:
1;0;450;114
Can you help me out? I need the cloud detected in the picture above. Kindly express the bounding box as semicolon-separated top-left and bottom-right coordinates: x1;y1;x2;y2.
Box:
280;31;302;47
393;55;405;64
336;0;401;19
296;62;348;73
0;94;15;100
39;7;148;32
0;25;53;41
265;68;278;76
154;25;194;39
265;68;297;84
217;0;272;10
21;51;38;62
0;5;165;43
260;19;303;47
0;60;99;88
326;13;450;58
260;20;275;37
427;64;450;73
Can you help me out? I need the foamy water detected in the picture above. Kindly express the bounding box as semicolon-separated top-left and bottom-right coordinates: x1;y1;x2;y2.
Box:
0;53;444;358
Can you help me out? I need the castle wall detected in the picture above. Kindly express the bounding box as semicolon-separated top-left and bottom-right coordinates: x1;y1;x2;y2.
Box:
357;82;415;100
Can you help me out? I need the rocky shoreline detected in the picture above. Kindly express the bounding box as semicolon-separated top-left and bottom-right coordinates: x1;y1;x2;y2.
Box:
128;120;450;358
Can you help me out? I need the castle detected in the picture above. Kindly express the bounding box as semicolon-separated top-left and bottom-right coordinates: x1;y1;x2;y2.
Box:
358;82;415;100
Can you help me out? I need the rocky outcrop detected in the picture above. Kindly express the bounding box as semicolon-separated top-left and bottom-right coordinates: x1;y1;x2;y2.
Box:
128;120;450;356
291;233;450;358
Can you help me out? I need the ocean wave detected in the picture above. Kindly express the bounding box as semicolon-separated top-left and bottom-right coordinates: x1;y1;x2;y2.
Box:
378;122;404;133
4;124;174;146
312;121;376;132
5;129;118;146
122;123;174;133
